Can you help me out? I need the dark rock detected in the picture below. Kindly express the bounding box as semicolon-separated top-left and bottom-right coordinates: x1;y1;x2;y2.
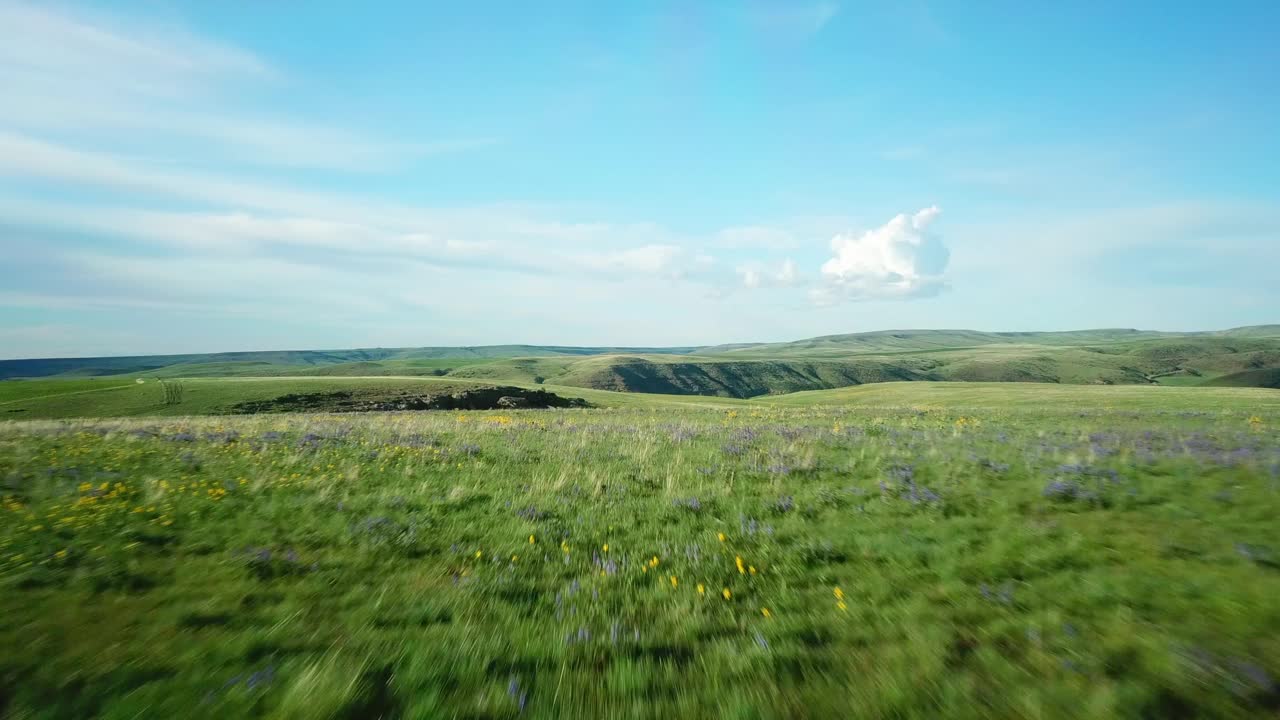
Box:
232;386;590;414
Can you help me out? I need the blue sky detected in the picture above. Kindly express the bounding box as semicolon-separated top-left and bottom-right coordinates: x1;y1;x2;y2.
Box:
1;0;1277;358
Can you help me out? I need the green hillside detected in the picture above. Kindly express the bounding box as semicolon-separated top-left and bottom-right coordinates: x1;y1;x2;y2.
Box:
1204;368;1280;389
703;325;1280;358
4;326;1279;399
0;345;700;380
431;336;1280;398
0;375;755;419
3;374;1275;420
763;381;1280;411
700;328;1172;357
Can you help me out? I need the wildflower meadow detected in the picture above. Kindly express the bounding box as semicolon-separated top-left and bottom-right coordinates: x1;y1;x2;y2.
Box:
1;404;1278;718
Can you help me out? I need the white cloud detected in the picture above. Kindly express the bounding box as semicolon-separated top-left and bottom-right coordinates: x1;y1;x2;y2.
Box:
0;2;874;356
0;1;487;171
589;245;684;274
572;245;717;280
0;1;270;94
0;192;718;281
812;206;949;304
740;259;802;289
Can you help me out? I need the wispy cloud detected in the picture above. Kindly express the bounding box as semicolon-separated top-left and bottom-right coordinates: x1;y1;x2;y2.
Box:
0;0;489;171
949;201;1280;275
0;0;271;93
739;259;802;289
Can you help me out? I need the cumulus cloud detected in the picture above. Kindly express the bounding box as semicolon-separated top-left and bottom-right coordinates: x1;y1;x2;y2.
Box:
740;259;802;289
812;206;949;304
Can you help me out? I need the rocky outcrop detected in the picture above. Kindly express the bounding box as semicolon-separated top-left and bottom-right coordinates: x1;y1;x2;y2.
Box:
347;387;588;412
232;386;590;414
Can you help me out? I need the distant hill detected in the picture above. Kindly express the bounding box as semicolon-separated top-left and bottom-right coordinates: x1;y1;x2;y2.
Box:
0;345;700;380
3;325;1278;396
699;326;1280;358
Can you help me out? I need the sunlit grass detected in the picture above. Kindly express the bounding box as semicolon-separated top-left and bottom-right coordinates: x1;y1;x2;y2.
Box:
1;405;1278;718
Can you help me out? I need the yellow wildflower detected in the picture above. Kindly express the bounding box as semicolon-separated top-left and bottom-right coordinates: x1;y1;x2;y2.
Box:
761;608;771;618
529;535;536;544
669;575;678;588
749;566;757;575
718;532;726;542
697;583;705;594
722;588;732;600
602;544;609;552
736;556;745;574
475;550;483;559
834;587;844;600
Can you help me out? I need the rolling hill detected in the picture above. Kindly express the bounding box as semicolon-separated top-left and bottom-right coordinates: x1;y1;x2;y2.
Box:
2;326;1278;398
0;345;700;380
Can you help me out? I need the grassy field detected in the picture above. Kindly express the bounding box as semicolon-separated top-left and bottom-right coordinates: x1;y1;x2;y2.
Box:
2;390;1279;718
767;382;1280;411
0;377;751;420
6;376;1280;421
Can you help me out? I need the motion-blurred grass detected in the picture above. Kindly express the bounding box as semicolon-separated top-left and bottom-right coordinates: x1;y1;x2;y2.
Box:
2;400;1278;718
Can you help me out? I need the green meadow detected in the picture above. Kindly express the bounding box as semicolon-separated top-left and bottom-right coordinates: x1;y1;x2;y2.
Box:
4;1;1276;716
2;381;1279;718
5;375;1280;421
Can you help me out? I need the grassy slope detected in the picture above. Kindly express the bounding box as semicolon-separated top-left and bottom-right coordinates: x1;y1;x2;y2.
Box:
0;377;480;420
0;376;750;419
0;346;701;380
1205;368;1280;389
704;325;1280;357
437;337;1280;398
139;358;498;379
5;325;1278;381
5;328;1280;401
700;328;1172;357
764;381;1280;411
0;379;139;406
3;376;1275;420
